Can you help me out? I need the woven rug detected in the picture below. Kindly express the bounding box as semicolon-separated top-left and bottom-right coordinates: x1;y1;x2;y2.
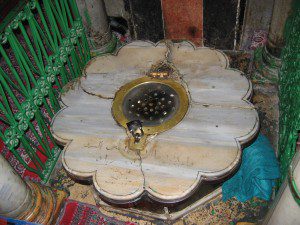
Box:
57;200;137;225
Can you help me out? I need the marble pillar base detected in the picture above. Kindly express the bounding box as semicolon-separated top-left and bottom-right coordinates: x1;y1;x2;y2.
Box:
254;45;281;84
18;182;67;225
90;33;118;57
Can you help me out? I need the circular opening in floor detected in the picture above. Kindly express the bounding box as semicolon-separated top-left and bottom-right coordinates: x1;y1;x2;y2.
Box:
122;82;180;126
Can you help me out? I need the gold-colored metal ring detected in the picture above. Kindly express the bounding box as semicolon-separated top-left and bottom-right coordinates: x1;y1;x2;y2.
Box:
112;76;189;135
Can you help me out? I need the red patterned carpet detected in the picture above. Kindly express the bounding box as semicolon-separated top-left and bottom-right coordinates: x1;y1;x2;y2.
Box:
57;200;137;225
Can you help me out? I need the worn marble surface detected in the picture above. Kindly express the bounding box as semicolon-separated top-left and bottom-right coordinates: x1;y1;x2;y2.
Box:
50;48;276;224
51;41;259;204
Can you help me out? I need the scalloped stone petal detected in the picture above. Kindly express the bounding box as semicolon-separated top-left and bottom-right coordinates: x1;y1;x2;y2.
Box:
51;41;259;204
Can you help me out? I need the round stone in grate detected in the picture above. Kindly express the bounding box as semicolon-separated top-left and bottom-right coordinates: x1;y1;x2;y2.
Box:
122;82;180;126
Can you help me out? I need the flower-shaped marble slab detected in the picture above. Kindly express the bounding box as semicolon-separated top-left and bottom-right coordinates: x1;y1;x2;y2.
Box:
51;41;259;204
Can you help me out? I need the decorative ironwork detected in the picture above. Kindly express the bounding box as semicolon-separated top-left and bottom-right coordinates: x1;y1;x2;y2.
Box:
0;0;90;182
278;1;300;186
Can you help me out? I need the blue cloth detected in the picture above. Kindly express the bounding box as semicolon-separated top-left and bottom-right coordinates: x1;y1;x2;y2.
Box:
0;216;40;224
222;134;280;202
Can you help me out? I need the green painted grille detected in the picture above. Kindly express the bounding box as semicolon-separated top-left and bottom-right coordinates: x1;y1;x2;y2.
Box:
0;0;90;182
278;1;300;184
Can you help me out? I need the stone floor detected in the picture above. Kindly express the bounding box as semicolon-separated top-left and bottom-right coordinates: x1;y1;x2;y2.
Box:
49;49;278;224
225;50;279;152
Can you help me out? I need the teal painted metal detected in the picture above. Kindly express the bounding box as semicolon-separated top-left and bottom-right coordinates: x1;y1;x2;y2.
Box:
278;0;300;191
0;0;90;183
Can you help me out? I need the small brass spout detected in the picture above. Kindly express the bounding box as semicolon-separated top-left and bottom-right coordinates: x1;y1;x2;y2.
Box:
126;120;144;143
126;120;147;151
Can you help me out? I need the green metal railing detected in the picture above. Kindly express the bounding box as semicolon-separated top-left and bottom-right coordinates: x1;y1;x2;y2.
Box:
0;0;90;183
278;1;300;184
